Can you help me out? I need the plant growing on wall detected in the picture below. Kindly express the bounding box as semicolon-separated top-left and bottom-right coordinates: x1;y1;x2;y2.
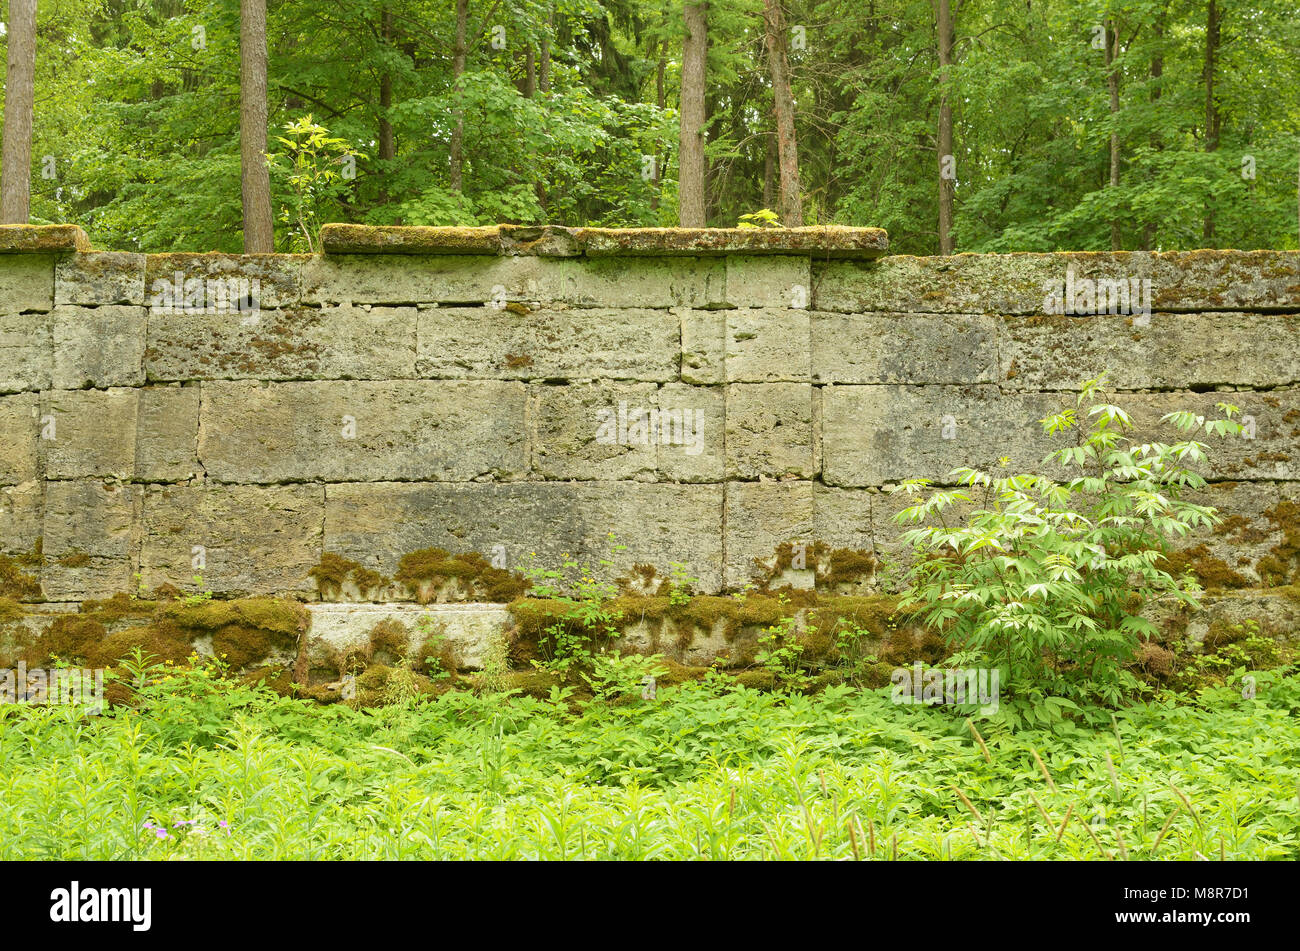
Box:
267;116;363;252
891;376;1245;729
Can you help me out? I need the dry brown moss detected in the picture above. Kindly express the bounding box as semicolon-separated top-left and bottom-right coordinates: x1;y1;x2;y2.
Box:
1158;544;1252;590
1257;501;1300;586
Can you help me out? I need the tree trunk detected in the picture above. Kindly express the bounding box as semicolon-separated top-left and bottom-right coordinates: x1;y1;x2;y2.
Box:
240;0;274;252
936;0;955;253
650;37;667;212
1203;0;1220;245
1;0;38;224
1105;19;1121;251
539;7;552;95
762;0;803;226
524;48;537;98
678;2;708;227
1142;4;1166;250
763;133;776;210
449;0;468;193
379;8;395;164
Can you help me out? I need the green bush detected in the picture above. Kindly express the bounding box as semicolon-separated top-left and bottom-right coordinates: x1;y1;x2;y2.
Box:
892;377;1244;728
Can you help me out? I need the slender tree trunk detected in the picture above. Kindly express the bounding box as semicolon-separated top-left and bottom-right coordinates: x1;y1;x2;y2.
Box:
763;133;776;210
762;0;803;226
524;48;537;98
449;0;468;193
1142;5;1166;250
651;37;667;212
379;8;395;164
1203;0;1220;244
936;0;955;253
539;8;552;94
240;0;274;252
1;0;38;224
679;2;708;227
1105;19;1121;251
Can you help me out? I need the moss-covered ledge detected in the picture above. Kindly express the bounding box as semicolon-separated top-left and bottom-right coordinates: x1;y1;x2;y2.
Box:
0;223;90;252
320;223;890;258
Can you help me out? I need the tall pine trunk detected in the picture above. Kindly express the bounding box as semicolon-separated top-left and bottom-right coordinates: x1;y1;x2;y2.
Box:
936;0;955;253
1203;0;1220;245
678;3;708;227
1;0;38;224
762;0;802;226
1105;19;1121;251
240;0;274;252
449;0;468;193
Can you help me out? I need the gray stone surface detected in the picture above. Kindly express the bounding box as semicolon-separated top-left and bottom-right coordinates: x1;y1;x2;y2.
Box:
0;313;50;394
139;483;324;595
812;312;998;384
726;383;817;480
725;308;811;382
416;306;678;381
199;380;528;483
55;252;146;306
42;481;139;600
324;480;726;592
0;394;40;486
147;305;417;381
0;254;55;313
52;305;147;389
1001;313;1300;391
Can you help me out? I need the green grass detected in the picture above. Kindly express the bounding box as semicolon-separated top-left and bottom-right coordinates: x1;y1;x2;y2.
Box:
2;664;1298;859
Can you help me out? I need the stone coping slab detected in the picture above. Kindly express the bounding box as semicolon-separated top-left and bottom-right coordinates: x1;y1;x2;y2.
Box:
319;223;891;258
0;224;90;252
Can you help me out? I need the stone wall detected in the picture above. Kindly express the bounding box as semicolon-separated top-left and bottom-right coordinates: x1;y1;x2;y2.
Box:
1;224;1298;622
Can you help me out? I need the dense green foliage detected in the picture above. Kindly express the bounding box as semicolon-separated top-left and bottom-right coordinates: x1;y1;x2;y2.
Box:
7;0;1298;252
2;659;1296;858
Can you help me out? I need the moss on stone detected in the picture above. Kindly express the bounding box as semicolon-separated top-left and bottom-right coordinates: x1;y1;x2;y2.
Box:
0;553;40;600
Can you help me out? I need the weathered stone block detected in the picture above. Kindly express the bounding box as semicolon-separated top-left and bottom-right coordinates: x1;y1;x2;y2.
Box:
815;251;1300;315
0;254;55;313
812;312;998;384
139;483;324;596
725;383;817;479
416;306;677;381
0;393;41;486
42;481;139;600
324;481;725;592
656;383;725;482
680;307;724;384
52;305;147;389
146;305;416;381
136;386;200;482
304;254;726;308
55;252;146;306
145;254;304;310
0;313;50;394
529;382;659;480
821;385;1063;486
0;481;42;557
45;389;137;480
726;254;811;308
725;308;810;382
1000;313;1300;391
199;380;528;483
